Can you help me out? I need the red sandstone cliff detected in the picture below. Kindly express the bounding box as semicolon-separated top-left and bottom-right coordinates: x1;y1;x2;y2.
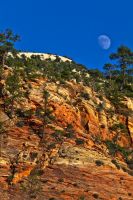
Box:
0;68;133;200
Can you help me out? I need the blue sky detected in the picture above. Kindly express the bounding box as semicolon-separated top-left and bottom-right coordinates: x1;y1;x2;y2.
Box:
1;0;133;69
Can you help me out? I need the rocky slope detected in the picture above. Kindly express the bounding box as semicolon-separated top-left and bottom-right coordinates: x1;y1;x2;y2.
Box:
8;52;72;63
0;57;133;200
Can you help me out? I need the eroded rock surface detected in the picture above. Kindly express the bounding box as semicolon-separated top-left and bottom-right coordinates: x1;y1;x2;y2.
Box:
0;74;133;200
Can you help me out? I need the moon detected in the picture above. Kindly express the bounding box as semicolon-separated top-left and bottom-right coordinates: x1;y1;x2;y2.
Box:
98;35;111;50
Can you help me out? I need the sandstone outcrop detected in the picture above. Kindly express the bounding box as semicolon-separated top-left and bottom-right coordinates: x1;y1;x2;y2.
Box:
0;68;133;200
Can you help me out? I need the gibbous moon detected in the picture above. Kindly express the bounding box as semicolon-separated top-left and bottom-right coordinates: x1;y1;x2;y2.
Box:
98;35;111;50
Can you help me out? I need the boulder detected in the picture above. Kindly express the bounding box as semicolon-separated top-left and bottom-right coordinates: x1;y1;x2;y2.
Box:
0;110;9;123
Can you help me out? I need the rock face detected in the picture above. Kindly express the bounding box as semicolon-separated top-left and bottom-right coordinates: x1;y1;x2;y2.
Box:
0;110;9;123
128;116;133;143
0;71;133;200
9;52;72;63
